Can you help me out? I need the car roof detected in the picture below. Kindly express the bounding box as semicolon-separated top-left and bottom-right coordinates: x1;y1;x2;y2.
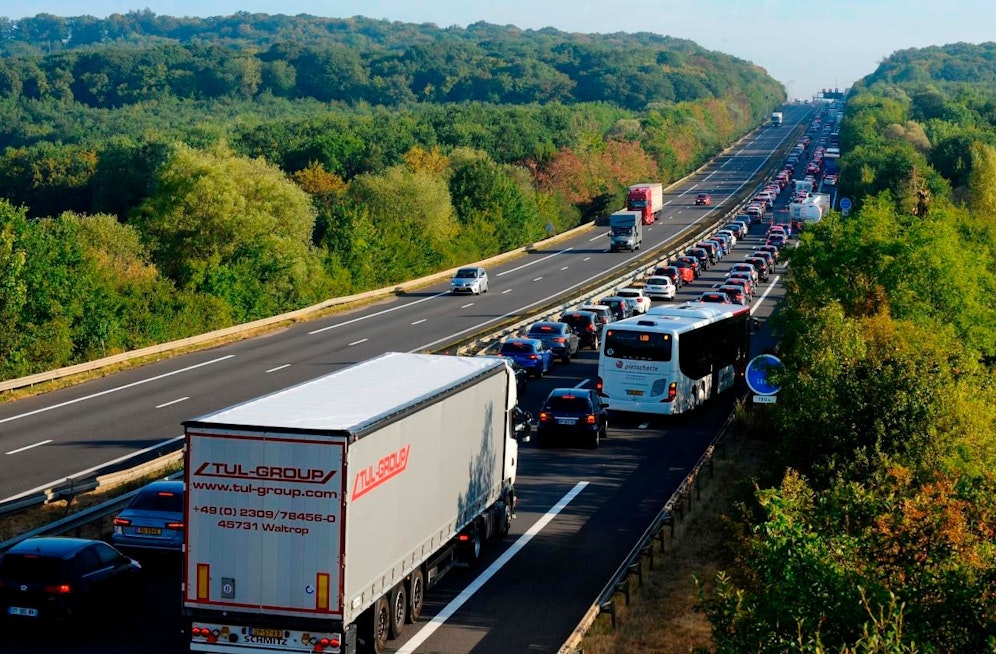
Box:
6;536;96;558
134;480;185;495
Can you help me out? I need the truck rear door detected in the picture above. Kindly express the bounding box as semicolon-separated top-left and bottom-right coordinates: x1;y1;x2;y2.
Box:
185;430;348;619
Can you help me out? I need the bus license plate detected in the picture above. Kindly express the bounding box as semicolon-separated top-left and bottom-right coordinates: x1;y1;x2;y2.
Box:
249;628;284;638
9;607;39;617
626;389;644;396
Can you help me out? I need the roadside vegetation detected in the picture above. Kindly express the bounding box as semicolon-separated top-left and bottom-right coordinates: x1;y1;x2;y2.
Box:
686;44;996;654
0;11;783;382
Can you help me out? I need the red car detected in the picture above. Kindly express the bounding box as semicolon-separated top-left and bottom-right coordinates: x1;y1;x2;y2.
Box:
675;257;701;279
695;193;712;206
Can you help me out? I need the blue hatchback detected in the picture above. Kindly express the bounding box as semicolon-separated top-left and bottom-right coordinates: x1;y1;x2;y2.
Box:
111;480;184;554
498;338;554;378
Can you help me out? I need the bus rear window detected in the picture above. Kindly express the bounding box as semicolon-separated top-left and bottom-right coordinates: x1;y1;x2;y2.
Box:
603;330;672;362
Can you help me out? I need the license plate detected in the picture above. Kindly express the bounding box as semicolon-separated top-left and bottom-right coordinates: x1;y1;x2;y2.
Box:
556;418;577;425
9;606;39;617
626;389;645;396
249;628;284;638
136;527;162;535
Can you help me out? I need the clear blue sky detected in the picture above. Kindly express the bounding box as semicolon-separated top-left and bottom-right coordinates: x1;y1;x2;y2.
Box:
5;0;996;100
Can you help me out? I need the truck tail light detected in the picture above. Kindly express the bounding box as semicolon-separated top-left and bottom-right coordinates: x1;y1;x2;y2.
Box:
662;382;677;403
596;377;605;396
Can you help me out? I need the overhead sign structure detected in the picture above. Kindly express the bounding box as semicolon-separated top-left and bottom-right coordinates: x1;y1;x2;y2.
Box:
745;354;784;403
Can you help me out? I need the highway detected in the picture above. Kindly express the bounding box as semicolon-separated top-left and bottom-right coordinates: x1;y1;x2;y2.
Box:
0;104;810;503
0;106;810;653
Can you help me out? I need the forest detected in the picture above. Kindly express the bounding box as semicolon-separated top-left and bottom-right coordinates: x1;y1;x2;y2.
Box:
699;42;996;652
0;12;784;381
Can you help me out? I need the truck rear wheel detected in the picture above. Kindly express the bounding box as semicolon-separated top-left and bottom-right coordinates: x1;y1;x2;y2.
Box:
388;583;407;639
360;597;390;654
407;568;425;623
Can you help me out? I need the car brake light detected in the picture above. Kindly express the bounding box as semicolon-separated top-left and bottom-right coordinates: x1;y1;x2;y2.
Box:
662;382;677;403
113;517;131;526
528;355;538;360
45;583;71;594
587;324;595;331
585;414;597;425
538;412;551;422
167;522;185;530
157;492;175;497
553;337;566;343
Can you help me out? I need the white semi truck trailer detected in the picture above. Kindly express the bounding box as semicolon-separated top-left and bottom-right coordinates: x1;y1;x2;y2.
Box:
182;352;529;654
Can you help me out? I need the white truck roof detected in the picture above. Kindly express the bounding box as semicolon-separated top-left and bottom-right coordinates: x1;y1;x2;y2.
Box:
186;352;506;434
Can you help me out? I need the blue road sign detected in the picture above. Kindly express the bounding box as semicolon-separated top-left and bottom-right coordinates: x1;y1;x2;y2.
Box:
839;197;852;211
745;354;783;396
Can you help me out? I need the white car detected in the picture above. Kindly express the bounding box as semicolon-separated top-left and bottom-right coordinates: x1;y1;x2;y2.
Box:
716;229;737;247
615;288;652;313
450;267;489;295
727;263;758;283
642;276;676;301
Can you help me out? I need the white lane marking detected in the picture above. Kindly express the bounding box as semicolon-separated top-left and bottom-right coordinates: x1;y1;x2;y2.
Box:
266;364;291;373
0;356;236;426
583;257;591;262
663;200;672;206
155;397;189;409
573;379;589;389
497;248;574;276
750;275;781;314
394;482;589;654
411;318;428;325
639;421;651;429
560;266;569;271
348;338;368;346
460;303;475;309
6;440;52;455
533;277;543;282
501;289;512;294
309;291;450;334
1;435;185;504
588;233;606;242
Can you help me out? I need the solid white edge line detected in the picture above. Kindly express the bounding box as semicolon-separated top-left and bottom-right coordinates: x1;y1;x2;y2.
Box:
6;439;53;455
394;481;589;654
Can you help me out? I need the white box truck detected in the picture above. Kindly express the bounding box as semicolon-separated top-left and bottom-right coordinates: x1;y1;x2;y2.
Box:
608;209;643;252
771;111;783;126
182;353;529;654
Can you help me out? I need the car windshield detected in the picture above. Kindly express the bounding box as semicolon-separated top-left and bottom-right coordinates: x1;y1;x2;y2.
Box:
129;489;184;512
617;291;637;298
545;396;593;413
455;269;477;278
646;277;669;286
0;554;64;582
500;342;534;354
560;314;588;328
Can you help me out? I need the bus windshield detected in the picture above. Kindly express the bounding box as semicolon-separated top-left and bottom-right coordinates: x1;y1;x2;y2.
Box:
604;329;671;362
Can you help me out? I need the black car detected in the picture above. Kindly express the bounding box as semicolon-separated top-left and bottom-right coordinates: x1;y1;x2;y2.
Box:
686;247;711;270
0;537;143;625
536;388;609;449
559;310;602;350
652;265;684;288
596;297;632;321
526;321;580;363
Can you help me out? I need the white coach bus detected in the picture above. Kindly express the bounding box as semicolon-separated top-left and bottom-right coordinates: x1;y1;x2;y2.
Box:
596;303;751;415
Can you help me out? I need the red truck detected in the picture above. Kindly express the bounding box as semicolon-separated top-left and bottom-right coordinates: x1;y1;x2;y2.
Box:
626;183;664;225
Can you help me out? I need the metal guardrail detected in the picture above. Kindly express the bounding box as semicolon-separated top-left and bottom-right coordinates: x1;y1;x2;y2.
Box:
558;411;738;653
0;114;804;551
